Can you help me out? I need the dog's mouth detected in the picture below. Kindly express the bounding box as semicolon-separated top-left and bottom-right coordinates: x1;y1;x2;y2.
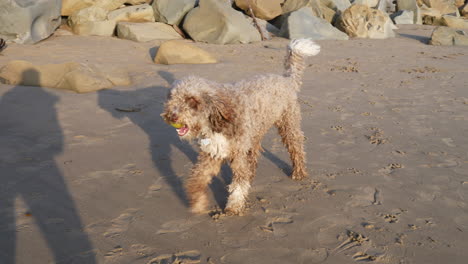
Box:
171;123;189;136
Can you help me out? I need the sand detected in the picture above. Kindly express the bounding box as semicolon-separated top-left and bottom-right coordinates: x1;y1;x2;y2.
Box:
0;25;467;263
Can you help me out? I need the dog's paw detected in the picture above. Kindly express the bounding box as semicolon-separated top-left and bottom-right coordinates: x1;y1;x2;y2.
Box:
291;170;307;181
224;206;245;216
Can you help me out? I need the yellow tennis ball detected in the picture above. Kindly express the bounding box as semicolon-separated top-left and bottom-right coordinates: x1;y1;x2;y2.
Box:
170;122;184;129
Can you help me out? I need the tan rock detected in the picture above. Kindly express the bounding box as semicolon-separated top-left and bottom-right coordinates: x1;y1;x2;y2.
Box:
235;0;284;20
441;15;468;28
353;0;379;8
62;0;153;16
337;4;395;39
0;60;130;93
62;0;96;16
422;0;459;15
429;26;468;45
107;4;155;23
461;4;468;18
117;22;182;42
154;40;217;65
68;6;116;36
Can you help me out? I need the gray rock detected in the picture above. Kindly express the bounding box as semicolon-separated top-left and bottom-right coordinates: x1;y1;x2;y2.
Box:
391;10;414;24
183;0;261;44
0;0;61;44
152;0;196;25
396;0;422;24
280;7;349;40
117;22;182;42
429;26;468;45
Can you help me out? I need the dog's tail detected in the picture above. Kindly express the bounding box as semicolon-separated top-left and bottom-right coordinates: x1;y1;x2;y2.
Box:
283;38;320;89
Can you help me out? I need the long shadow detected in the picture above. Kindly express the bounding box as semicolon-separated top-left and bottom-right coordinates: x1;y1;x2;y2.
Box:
98;72;198;207
398;33;431;44
0;70;96;263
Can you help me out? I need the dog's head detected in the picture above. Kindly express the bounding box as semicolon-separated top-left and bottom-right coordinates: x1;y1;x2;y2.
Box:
161;77;237;140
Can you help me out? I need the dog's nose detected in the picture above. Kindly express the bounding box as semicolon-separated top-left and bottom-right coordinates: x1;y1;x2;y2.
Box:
171;113;178;122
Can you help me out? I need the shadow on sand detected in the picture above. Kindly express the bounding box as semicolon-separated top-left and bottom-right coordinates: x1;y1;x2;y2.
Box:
0;69;96;263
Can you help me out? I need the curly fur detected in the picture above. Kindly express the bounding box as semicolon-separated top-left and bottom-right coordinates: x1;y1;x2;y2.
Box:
161;39;320;215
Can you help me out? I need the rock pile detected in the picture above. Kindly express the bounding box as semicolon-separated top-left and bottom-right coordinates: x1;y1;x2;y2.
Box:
2;0;467;45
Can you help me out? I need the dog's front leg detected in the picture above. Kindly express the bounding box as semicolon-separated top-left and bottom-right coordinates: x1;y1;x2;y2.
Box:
186;152;222;214
225;153;252;215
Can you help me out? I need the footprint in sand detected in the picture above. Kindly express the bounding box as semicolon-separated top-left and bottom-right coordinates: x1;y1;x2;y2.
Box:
346;186;381;207
259;215;294;237
148;250;201;264
156;218;202;235
75;164;142;184
104;244;157;264
103;208;139;238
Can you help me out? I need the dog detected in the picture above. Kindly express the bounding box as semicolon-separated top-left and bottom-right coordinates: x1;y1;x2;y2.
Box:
161;38;320;215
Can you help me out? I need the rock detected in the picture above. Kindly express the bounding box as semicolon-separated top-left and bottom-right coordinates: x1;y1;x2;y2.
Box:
429;26;468;45
326;0;352;12
116;22;182;42
337;4;395;39
455;0;465;8
0;0;61;44
68;6;116;36
235;0;284;20
126;0;152;4
353;0;379;8
278;0;339;24
183;0;261;44
391;10;415;24
62;0;97;16
247;18;281;39
62;0;153;16
62;0;124;16
397;0;423;24
421;0;459;15
280;7;349;40
441;15;468;28
152;0;197;25
108;4;155;23
0;60;130;93
154;40;217;64
462;4;468;18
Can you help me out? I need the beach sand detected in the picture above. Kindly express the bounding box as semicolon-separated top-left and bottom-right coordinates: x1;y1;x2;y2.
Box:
0;25;467;263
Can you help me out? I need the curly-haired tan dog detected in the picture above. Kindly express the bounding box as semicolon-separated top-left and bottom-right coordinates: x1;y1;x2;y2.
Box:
161;39;320;215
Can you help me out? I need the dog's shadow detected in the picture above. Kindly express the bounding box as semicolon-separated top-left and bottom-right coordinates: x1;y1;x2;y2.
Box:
97;71;233;208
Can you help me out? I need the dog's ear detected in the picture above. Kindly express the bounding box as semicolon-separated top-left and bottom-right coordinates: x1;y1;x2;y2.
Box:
206;93;236;135
185;96;201;110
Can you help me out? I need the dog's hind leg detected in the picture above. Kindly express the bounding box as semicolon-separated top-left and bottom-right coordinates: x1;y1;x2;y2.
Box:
276;103;308;180
186;152;223;214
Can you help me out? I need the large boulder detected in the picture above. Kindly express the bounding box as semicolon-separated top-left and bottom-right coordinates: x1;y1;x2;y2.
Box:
337;4;396;39
281;0;351;13
68;6;116;36
107;4;155;23
429;26;468;45
280;7;349;40
421;0;459;15
235;0;284;20
152;0;197;25
116;22;183;42
0;60;130;93
0;0;61;44
183;0;261;44
441;15;468;28
154;40;217;64
397;0;423;24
